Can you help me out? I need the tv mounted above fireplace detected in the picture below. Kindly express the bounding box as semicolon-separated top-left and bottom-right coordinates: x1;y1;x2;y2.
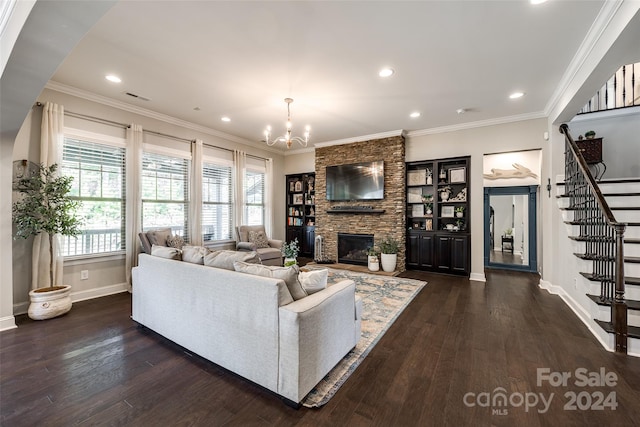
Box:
326;160;384;201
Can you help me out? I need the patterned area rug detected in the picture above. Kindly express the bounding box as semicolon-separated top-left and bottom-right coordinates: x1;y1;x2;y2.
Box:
301;268;426;407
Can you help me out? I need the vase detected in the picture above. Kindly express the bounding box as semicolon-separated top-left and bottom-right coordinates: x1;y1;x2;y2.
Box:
441;192;449;201
426;208;432;215
368;255;380;272
380;253;397;272
284;257;297;267
28;285;72;320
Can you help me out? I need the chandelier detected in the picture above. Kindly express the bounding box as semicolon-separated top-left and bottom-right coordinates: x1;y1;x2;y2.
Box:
264;98;310;149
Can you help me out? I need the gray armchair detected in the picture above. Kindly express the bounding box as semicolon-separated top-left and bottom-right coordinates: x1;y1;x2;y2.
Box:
236;225;283;266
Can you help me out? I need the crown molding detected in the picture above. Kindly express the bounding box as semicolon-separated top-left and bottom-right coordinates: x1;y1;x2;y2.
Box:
407;111;546;137
543;0;624;117
313;129;405;148
44;81;285;156
283;146;316;157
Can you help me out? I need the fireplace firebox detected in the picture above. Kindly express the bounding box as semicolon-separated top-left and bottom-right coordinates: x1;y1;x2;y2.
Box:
337;233;374;265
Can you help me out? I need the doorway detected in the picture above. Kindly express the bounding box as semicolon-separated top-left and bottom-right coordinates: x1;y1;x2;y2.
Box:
484;186;538;272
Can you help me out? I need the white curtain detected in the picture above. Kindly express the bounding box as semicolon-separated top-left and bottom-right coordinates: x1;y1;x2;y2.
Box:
32;102;64;289
233;150;246;229
264;158;274;236
125;124;143;290
189;139;203;246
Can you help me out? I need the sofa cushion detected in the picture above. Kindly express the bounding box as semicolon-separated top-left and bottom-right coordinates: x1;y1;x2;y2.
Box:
151;244;181;260
167;234;185;249
181;245;209;264
204;250;260;271
298;269;328;295
248;230;270;248
146;228;172;247
233;262;307;300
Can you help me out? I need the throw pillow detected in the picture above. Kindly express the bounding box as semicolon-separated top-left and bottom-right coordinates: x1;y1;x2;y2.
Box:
151;244;181;260
204;250;260;271
166;234;185;249
233;261;307;300
298;269;328;295
248;230;270;249
181;245;209;264
146;228;172;247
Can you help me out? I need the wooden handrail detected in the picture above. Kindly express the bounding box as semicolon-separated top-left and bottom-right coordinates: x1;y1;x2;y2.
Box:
560;123;627;353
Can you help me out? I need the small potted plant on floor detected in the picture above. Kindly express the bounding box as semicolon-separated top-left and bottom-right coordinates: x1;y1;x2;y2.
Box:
366;246;380;272
378;235;400;272
12;163;82;320
282;238;300;266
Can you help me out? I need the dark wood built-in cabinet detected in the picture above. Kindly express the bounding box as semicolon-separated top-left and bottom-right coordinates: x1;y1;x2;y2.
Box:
406;156;470;275
285;173;315;257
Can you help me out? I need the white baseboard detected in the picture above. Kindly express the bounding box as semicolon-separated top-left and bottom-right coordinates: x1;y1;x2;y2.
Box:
469;272;486;282
0;315;17;331
12;283;129;316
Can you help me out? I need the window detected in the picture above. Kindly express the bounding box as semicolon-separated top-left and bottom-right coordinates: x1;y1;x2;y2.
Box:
202;161;233;241
61;136;126;256
142;151;190;241
245;169;265;226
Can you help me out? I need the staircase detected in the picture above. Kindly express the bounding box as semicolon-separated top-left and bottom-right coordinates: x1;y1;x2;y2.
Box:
557;124;640;355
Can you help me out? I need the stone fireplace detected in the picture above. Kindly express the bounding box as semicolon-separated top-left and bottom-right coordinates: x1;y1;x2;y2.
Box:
314;134;406;272
337;233;374;265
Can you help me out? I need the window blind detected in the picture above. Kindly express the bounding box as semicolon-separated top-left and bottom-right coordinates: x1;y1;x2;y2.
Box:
202;162;233;241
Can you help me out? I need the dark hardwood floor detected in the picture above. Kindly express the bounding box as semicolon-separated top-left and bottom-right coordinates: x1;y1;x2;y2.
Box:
2;269;640;426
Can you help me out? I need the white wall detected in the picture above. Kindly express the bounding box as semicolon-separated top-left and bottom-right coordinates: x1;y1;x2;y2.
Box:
406;118;549;281
11;87;286;312
569;108;640;178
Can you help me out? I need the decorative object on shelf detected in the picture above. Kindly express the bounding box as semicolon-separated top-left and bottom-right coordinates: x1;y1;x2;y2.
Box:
439;167;446;182
307;176;314;191
504;228;513;237
366;247;380;272
456;219;465;230
12;163;82;320
289;181;295;192
293;193;303;204
263;98;310;149
449;187;467;202
449;167;466;183
412;204;424;217
442;206;454;218
294;180;303;192
378;235;400;272
426;168;433;185
585;130;596;139
455;206;465;218
426;219;433;230
407;169;427;186
439;185;452;201
282;238;300;266
422;194;433;214
407;187;423;203
310;207;315;216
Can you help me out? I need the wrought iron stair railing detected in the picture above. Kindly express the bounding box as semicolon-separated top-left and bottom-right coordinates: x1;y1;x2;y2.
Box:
578;62;639;114
560;124;628;353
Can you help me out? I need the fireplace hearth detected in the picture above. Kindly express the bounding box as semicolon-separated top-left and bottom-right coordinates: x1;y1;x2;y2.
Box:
337;233;374;265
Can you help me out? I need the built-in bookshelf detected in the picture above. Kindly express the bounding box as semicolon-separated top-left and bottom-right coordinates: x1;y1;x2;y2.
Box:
285;173;315;256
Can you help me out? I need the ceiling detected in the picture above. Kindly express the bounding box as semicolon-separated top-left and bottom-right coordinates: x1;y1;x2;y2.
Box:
50;1;606;150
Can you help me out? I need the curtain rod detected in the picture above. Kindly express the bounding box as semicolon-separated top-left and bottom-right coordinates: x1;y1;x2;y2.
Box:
35;102;270;162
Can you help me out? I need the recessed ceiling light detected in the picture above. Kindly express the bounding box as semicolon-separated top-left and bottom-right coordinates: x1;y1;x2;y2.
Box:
509;92;525;99
221;116;231;122
410;112;421;118
105;75;121;83
456;108;466;115
379;68;394;78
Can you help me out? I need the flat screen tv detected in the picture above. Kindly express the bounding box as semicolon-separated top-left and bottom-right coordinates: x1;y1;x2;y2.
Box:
326;161;384;201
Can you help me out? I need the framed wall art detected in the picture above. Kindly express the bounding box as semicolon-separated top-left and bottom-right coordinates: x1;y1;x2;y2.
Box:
407;169;426;186
449;167;466;183
441;206;454;217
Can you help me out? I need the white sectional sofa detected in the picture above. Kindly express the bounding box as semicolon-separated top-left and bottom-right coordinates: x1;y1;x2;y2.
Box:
132;253;362;405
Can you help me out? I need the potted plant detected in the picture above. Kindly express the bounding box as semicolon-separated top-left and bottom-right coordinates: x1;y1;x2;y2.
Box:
439;185;452;201
366;246;380;272
504;228;513;237
455;206;464;218
585;130;596;139
378;235;400;272
422;194;433;215
282;238;300;266
12;163;82;320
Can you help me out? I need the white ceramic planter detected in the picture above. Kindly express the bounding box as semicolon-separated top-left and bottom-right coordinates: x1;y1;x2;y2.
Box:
368;255;380;272
28;285;72;320
380;253;397;272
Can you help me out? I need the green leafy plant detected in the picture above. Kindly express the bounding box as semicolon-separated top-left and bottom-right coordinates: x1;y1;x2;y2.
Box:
504;228;513;236
282;238;300;260
366;246;379;257
378;236;400;254
12;163;82;288
585;130;596;139
455;206;465;213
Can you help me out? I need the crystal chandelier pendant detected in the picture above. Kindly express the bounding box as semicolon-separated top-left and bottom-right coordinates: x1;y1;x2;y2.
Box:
264;98;310;149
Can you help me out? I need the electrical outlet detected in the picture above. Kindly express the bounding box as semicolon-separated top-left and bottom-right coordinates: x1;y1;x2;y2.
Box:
573;277;578;290
81;270;89;280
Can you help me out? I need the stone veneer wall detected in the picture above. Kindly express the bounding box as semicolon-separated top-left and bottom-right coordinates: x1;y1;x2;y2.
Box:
315;136;406;272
